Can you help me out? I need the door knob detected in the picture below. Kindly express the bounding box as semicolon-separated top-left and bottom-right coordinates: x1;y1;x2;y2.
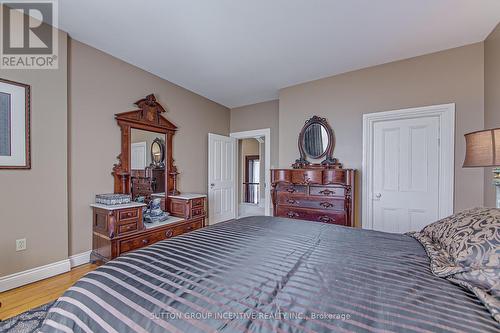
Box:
375;193;382;199
210;183;215;188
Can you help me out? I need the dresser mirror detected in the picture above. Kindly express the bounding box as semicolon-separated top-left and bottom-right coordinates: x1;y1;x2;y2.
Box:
151;138;165;167
130;128;166;201
294;115;340;168
303;122;329;158
112;94;177;205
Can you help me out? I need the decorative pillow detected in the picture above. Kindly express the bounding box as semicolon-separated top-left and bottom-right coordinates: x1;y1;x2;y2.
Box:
407;207;500;322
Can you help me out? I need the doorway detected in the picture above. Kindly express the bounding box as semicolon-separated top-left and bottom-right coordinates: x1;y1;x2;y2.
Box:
207;128;271;225
362;104;455;233
238;139;264;218
231;129;271;218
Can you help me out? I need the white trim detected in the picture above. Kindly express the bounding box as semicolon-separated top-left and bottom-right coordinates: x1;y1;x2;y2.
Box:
0;259;71;292
230;128;272;217
362;103;455;230
69;250;92;268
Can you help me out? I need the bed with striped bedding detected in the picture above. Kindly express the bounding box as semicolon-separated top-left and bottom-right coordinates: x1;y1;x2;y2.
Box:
40;216;500;333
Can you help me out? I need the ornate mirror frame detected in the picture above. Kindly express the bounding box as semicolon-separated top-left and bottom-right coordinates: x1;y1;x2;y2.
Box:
112;94;177;195
293;116;341;169
150;137;165;168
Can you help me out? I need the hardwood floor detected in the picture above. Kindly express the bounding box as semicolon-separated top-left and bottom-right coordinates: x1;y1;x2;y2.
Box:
0;263;99;321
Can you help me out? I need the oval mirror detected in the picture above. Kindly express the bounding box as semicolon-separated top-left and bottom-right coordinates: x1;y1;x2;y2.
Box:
303;123;329;158
293;116;339;168
151;138;165;167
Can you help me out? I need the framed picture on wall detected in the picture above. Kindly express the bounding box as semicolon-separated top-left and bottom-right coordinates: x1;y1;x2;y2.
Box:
0;78;31;169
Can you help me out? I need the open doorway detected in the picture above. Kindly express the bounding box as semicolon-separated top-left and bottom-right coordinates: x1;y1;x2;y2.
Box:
230;128;271;218
238;139;264;217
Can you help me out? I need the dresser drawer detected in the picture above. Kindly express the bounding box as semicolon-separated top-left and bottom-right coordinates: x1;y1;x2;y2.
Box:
117;222;138;235
191;207;205;218
191;198;205;208
291;169;322;184
310;186;345;197
174;220;203;236
277;193;344;211
117;208;139;222
119;228;173;254
277;184;307;195
276;207;346;226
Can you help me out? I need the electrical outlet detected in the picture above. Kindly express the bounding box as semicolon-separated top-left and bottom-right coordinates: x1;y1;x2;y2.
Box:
16;238;26;251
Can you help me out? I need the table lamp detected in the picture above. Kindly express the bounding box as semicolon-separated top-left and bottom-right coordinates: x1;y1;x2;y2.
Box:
463;128;500;208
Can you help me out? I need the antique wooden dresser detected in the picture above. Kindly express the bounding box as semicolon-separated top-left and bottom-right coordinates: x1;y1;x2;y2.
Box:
91;202;204;262
272;115;356;226
271;168;355;226
91;94;207;262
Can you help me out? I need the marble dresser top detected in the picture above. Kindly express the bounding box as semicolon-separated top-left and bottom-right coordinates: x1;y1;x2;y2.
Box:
169;193;207;200
90;202;146;210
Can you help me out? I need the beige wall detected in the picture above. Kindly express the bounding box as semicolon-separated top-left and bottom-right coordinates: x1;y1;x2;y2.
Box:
230;100;279;168
484;23;500;207
0;31;68;276
68;39;230;255
279;43;485;226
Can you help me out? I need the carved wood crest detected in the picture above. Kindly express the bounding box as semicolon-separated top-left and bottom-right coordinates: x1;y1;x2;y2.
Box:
115;94;177;131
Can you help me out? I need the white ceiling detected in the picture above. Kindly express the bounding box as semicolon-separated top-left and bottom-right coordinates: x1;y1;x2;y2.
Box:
59;0;500;108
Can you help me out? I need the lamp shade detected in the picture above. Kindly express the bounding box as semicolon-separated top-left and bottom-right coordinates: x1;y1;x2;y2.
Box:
463;128;500;167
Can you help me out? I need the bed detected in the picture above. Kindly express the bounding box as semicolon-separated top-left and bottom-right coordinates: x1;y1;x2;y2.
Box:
40;216;500;333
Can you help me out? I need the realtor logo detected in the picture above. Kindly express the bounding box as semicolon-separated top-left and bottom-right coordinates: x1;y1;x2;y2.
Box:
0;1;58;69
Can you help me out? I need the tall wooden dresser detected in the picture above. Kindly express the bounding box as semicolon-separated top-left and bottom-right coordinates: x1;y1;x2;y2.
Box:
271;168;355;227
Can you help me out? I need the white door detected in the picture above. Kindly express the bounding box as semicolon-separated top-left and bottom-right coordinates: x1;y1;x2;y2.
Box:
131;142;147;170
372;116;440;233
208;133;237;224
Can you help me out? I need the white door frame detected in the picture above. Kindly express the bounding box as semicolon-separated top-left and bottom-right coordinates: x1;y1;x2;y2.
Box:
362;103;455;229
230;128;271;217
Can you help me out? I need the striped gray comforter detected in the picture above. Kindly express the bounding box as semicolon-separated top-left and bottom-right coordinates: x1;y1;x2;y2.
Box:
41;216;500;333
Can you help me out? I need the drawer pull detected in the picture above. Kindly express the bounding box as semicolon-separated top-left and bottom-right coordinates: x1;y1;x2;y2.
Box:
287;211;299;218
319;189;334;196
165;230;173;238
286;187;296;193
286;198;298;205
320;202;334;208
142;239;149;245
318;216;335;223
185;226;193;231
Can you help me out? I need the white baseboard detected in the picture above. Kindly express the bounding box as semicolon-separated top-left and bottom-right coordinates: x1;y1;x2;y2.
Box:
0;259;71;292
69;250;92;268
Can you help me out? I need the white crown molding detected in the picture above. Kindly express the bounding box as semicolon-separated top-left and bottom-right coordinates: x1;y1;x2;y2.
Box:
0;259;71;292
69;250;92;268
